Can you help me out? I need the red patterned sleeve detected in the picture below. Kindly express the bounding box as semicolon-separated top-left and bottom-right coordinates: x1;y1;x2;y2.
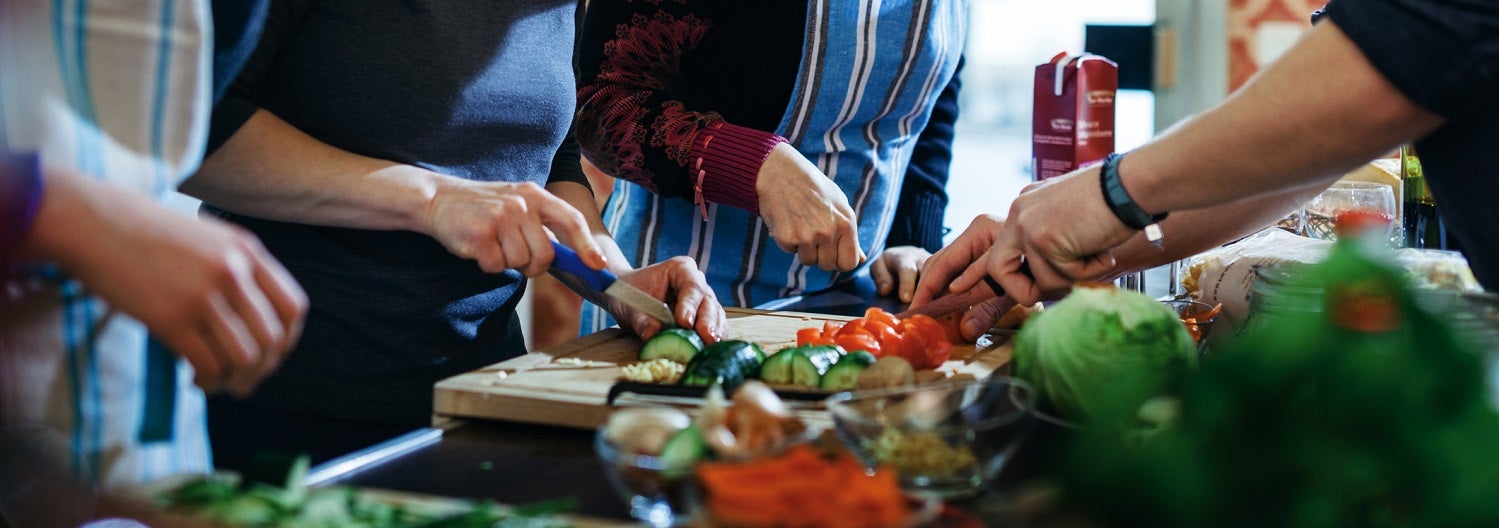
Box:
575;1;784;215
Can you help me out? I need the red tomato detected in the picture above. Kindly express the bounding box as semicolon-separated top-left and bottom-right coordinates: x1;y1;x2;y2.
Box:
796;327;821;347
864;307;899;328
904;315;948;347
836;333;881;356
898;332;929;369
923;339;954;369
834;319;867;338
934;312;966;344
821;321;842;338
874;325;902;358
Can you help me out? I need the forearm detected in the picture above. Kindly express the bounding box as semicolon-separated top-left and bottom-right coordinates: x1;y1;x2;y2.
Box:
1123;21;1443;216
184;109;446;235
12;166;113;270
1105;186;1321;277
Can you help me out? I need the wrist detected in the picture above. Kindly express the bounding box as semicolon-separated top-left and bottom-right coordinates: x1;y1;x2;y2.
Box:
691;122;784;216
1100;152;1168;246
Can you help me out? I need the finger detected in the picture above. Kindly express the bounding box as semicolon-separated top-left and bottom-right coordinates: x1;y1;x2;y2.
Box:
1060;251;1119;283
796;243;818;267
870;255;893;296
950;259;991;297
472;238;509;273
695;294;726;344
168;329;223;392
204;293;258;377
961;297;1016;342
896;257;920;304
518;222;554;277
816;242;838;272
251;251;307;362
497;226;534;276
836;227;861;272
674;286;704;331
226;267;283;367
535;193;606;269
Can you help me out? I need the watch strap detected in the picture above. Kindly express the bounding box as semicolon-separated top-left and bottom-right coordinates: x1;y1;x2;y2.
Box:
1100;152;1167;230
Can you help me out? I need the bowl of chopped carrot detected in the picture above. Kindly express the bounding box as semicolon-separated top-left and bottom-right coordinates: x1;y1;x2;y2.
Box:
826;377;1037;499
693;443;940;528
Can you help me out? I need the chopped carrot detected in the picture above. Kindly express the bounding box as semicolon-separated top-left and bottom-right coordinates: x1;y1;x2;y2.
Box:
696;445;911;527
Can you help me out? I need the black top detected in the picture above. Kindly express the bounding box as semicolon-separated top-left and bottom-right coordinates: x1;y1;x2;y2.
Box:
205;0;585;426
1325;0;1499;290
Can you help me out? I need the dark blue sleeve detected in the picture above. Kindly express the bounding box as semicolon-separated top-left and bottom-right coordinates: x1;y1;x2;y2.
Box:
206;0;316;155
1323;0;1499;118
884;56;962;253
210;0;270;103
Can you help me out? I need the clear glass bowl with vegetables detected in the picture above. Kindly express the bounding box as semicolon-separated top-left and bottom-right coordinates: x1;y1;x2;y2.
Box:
594;382;810;527
825;377;1036;499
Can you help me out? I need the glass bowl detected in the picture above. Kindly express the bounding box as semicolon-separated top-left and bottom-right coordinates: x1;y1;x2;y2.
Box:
594;428;698;528
1161;299;1220;356
825;377;1036;500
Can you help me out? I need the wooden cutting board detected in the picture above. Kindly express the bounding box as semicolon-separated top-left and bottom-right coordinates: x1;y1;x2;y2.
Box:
433;308;1013;430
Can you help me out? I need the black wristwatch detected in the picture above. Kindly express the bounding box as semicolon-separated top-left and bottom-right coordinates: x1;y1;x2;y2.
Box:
1100;152;1168;248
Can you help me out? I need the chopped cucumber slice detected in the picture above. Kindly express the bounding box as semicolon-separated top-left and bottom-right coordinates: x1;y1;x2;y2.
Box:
658;425;708;473
679;340;765;390
820;350;877;391
789;345;843;388
640;328;704;364
759;347;800;385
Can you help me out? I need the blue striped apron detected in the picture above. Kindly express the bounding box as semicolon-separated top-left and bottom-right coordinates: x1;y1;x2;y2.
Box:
587;0;966;333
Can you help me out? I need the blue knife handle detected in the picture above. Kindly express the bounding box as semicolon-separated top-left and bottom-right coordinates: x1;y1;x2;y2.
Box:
550;240;615;292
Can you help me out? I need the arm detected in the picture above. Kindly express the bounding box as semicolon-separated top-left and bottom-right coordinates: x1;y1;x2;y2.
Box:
7;153;306;396
546;134;727;343
574;0;862;271
964;20;1445;304
873;57;962;301
184;0;605;275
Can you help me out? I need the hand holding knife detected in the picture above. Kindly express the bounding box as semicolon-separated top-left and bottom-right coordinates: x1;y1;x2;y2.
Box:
897;263;1030;320
547;240;675;325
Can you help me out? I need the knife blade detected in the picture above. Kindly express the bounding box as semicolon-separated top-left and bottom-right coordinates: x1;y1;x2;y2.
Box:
549;240;675;325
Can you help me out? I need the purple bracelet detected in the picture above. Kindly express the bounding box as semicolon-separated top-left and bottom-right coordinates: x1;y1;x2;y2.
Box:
1;151;45;258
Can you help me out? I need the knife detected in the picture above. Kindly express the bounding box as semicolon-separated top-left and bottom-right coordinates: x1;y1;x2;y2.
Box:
549;240;675;325
896;262;1031;319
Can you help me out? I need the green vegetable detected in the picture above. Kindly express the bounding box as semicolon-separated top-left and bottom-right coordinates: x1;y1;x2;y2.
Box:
658;425;709;473
639;327;703;364
1012;284;1196;423
679;340;765;390
759;346;800;385
789;345;843;388
157;454;576;527
1061;230;1499;527
820;350;876;391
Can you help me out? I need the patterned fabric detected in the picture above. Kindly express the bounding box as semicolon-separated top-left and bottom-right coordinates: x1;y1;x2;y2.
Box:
582;0;966;331
0;0;214;489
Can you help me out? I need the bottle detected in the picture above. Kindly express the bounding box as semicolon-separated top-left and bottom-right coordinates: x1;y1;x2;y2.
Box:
1401;145;1447;249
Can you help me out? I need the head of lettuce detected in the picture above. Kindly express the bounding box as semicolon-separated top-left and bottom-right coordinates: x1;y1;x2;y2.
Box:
1013;284;1197;425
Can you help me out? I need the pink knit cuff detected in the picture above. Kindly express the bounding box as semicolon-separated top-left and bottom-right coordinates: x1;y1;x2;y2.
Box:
688;122;785;216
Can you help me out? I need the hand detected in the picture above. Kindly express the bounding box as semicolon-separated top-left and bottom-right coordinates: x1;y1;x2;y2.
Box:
755;143;865;271
949;168;1129;306
909;215;1011;340
869;245;931;304
25;174;309;396
424;178;607;277
609;257;727;344
911;214;1004;307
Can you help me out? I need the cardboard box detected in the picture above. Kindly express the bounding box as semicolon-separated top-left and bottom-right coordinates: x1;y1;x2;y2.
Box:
1032;53;1118;181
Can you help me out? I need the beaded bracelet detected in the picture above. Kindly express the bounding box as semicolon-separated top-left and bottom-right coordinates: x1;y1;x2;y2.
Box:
692;121;725;220
1;151;44;258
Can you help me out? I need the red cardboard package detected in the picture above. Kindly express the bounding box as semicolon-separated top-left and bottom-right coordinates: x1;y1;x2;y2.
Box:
1032;52;1118;181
